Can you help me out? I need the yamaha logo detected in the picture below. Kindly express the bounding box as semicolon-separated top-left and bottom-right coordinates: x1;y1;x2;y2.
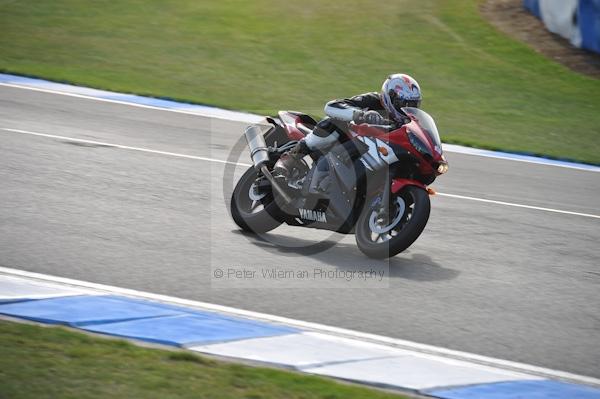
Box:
298;208;327;223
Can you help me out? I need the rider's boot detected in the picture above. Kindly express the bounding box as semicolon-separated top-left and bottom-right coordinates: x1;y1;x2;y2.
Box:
273;139;312;177
274;119;340;177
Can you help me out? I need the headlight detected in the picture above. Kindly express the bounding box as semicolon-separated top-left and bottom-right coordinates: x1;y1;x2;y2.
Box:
407;131;431;156
437;162;449;174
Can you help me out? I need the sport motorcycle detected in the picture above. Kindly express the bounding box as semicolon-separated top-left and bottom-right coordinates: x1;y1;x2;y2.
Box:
230;107;448;259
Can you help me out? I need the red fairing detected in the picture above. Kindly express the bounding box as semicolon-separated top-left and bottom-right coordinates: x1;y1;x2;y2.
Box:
350;119;443;177
278;111;307;141
348;123;389;140
391;178;426;193
286;126;305;141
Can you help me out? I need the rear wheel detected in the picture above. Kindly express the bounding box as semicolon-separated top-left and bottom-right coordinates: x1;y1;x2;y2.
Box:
230;167;283;233
355;186;430;259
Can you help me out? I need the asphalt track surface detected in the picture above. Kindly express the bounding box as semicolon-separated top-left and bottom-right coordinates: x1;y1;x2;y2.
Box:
1;86;599;378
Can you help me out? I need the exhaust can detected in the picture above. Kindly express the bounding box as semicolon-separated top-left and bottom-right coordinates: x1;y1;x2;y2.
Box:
244;124;272;169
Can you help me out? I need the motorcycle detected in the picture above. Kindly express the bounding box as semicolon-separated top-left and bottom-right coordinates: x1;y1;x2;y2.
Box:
230;107;448;259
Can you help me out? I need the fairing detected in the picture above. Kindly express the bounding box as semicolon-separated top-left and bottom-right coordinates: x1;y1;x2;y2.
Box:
401;107;443;156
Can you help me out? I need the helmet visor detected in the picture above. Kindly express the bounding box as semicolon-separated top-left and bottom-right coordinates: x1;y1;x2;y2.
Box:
389;90;421;113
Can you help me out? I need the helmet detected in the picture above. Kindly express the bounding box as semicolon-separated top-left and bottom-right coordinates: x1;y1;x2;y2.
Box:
381;74;422;122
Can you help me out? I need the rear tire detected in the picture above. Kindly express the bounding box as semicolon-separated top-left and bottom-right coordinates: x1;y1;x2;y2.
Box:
355;186;430;259
230;167;283;234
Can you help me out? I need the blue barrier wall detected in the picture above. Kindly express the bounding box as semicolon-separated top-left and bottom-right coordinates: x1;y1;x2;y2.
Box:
579;0;600;53
523;0;600;54
523;0;541;17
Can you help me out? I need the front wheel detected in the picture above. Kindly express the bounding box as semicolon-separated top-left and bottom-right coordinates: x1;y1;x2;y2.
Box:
230;167;283;234
355;186;430;259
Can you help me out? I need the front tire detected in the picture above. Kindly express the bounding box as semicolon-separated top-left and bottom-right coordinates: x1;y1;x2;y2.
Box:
355;186;430;259
230;167;283;233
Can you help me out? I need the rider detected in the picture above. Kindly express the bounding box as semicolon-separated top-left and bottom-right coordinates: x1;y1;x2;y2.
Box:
275;73;422;175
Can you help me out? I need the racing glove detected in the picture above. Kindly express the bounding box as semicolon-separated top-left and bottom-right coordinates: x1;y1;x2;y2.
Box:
353;110;388;125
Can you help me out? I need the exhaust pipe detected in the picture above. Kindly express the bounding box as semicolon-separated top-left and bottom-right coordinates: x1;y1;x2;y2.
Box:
244;124;271;170
244;124;292;204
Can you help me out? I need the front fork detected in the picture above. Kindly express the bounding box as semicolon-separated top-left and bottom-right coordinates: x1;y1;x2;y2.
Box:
381;171;392;223
379;176;428;220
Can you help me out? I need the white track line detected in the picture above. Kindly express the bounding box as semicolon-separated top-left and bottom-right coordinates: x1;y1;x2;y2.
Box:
2;126;598;220
0;83;207;117
441;143;600;173
0;266;598;387
1;80;599;173
0;82;262;123
0;127;250;167
436;193;600;220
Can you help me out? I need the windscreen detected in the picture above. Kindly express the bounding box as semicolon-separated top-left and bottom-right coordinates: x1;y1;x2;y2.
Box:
402;107;442;154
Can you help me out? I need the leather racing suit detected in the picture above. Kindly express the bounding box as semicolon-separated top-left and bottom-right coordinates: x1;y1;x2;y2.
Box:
303;92;393;152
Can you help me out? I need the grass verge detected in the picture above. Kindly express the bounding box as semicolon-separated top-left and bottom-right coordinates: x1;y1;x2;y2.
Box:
0;320;409;399
0;0;598;164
